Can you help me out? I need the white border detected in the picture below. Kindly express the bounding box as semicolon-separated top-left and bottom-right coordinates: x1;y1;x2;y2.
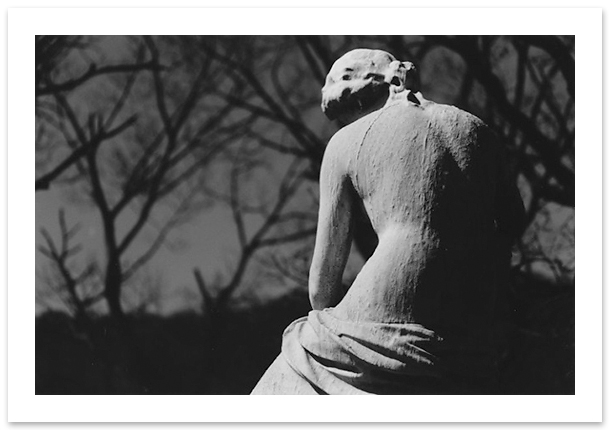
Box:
8;7;601;423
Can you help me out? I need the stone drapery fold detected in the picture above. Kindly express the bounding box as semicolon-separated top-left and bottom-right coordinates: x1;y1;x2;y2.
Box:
253;309;462;395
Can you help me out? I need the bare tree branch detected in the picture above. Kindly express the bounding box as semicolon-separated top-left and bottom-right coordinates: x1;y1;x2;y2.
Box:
37;210;94;317
36;61;161;97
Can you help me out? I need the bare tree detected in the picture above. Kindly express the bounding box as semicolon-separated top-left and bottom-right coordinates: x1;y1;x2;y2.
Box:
193;146;317;316
36;36;251;320
35;36;159;191
37;209;102;319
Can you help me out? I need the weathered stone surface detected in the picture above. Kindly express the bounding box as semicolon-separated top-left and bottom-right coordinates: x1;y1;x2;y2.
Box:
252;49;524;395
321;48;420;124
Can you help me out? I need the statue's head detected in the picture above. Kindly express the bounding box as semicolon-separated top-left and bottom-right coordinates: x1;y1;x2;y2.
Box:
321;48;420;122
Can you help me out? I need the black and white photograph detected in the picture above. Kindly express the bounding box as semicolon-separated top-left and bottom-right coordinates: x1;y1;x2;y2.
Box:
34;34;576;396
6;6;602;423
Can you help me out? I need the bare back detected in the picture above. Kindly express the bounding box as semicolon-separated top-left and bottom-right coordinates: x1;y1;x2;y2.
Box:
253;49;525;395
329;99;512;338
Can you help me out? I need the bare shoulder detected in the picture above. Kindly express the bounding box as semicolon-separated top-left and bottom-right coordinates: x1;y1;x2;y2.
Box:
322;119;372;171
429;101;488;132
320;131;351;181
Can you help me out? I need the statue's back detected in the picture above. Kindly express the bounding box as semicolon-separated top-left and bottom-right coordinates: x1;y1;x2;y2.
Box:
334;100;508;345
346;100;497;234
252;49;524;395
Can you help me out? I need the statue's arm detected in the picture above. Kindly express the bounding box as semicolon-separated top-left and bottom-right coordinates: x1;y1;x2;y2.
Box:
308;136;354;310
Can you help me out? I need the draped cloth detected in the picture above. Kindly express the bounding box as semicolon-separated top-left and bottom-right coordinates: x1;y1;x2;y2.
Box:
252;309;501;395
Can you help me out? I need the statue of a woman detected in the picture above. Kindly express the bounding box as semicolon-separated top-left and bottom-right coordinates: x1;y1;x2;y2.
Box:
252;49;524;395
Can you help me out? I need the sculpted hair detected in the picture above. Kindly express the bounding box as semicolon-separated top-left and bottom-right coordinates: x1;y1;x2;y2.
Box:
320;49;420;122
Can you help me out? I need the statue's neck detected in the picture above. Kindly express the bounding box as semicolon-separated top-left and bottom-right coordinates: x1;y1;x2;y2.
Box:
387;89;424;106
337;90;426;127
335;91;389;126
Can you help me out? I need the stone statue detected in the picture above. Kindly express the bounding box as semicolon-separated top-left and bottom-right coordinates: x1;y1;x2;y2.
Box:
251;49;524;395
